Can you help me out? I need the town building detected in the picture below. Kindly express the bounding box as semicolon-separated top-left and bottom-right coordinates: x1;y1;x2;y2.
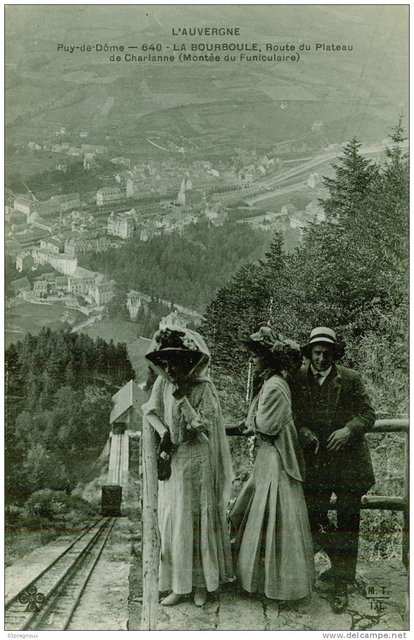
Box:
83;153;95;170
40;237;65;254
32;247;50;266
65;232;111;256
81;144;108;155
111;157;132;169
107;210;136;239
126;177;144;199
33;279;48;298
91;280;114;306
32;248;78;275
49;193;80;212
177;174;193;206
16;251;34;272
29;218;57;235
97;186;124;206
55;275;69;292
307;172;320;189
68;147;83;157
13;196;33;216
48;252;78;276
126;290;153;319
68;267;97;296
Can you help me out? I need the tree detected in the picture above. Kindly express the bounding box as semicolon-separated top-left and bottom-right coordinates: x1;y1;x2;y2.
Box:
203;128;408;418
22;444;69;493
6;327;138;502
322;137;378;222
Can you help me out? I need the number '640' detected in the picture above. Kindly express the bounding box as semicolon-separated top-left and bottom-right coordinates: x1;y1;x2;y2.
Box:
142;43;162;51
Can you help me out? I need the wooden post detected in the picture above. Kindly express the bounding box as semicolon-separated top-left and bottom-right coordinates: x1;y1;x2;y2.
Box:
141;415;160;630
402;430;409;570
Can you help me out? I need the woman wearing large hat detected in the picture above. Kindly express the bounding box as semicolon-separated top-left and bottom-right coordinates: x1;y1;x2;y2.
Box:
142;323;234;607
230;326;314;602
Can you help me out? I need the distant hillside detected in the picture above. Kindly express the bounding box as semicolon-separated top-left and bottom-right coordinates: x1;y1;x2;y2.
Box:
6;5;408;165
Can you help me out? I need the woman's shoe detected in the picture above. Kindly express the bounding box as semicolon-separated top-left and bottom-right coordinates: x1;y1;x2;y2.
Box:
194;587;207;607
161;592;182;606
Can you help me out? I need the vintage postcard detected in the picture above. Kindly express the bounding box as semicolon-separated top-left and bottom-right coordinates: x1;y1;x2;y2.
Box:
4;3;409;634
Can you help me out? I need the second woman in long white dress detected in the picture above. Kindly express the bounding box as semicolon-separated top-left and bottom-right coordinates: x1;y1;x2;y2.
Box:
230;326;314;601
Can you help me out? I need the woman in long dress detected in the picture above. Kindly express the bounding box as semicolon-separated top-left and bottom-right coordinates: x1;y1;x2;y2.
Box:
230;326;314;601
142;325;233;607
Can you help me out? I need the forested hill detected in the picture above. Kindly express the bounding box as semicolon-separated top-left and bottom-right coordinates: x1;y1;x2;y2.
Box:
202;123;408;419
5;328;135;501
82;221;271;311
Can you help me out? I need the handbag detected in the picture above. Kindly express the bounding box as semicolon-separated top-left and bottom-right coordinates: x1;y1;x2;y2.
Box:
157;448;172;481
156;431;176;481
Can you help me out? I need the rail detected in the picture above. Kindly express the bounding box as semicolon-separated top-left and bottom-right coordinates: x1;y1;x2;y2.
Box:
5;518;115;630
367;419;409;569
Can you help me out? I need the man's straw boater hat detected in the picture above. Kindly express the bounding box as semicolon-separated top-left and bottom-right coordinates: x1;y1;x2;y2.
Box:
301;326;345;360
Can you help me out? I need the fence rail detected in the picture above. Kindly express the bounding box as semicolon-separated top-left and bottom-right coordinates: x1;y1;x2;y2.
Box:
367;418;409;569
227;418;409;567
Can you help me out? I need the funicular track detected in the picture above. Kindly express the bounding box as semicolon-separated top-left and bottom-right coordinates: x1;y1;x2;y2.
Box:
5;517;117;630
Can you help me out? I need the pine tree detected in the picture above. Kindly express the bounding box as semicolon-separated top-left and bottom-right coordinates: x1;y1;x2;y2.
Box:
322;138;378;221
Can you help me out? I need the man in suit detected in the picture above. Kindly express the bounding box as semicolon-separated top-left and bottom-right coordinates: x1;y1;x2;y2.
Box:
293;327;376;613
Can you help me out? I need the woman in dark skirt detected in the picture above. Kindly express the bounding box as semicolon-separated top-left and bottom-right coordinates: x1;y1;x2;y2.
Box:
230;326;314;601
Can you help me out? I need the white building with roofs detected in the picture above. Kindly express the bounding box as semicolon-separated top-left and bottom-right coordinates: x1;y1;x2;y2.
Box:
68;267;97;296
107;210;136;239
97;186;123;206
48;252;78;275
14;196;34;216
91;280;114;306
177;174;192;206
16;251;34;272
126;290;153;319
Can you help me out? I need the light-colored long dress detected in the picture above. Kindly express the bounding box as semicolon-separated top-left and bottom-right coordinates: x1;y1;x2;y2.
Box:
142;374;234;595
230;374;314;600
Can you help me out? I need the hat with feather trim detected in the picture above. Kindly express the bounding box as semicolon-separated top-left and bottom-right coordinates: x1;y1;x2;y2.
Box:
243;326;302;370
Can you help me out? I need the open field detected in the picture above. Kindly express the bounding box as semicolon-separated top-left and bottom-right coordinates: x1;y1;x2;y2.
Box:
5;301;85;347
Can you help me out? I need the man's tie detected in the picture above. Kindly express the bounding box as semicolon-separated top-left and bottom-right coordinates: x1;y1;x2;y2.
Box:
315;373;324;386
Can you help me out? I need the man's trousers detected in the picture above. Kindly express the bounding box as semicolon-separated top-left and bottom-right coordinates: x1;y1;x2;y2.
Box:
304;486;363;583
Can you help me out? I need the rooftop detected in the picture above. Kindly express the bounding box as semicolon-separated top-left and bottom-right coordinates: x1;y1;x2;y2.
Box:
110;379;145;425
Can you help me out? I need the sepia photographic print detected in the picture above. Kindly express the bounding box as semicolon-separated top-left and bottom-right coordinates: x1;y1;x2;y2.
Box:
4;3;409;635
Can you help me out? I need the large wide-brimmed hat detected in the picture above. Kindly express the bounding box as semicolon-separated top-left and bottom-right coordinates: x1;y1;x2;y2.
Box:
145;326;209;382
243;326;302;370
301;326;345;359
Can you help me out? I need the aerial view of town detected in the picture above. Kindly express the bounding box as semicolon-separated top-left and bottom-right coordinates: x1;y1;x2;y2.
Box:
6;5;407;370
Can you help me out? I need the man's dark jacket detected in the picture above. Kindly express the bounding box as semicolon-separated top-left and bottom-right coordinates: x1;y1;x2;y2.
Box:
292;363;376;493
